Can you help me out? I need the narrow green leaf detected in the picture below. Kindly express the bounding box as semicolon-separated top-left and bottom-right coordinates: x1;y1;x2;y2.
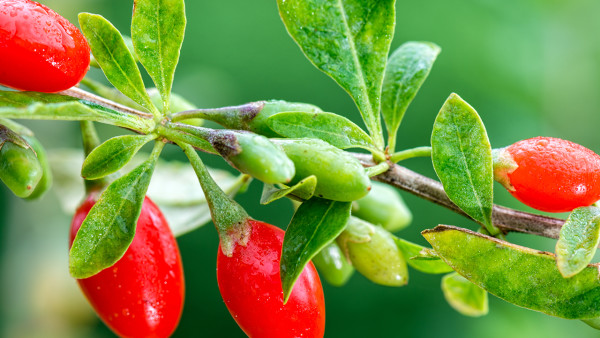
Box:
266;111;375;151
394;237;453;274
556;206;600;278
79;13;157;115
0;91;153;132
423;225;600;319
441;272;489;317
382;42;440;150
69;155;159;278
277;0;396;149
132;0;186;111
431;93;495;233
82;134;156;180
260;175;317;204
281;197;352;302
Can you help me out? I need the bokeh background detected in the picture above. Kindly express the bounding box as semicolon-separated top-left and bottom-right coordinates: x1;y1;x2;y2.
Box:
2;0;600;337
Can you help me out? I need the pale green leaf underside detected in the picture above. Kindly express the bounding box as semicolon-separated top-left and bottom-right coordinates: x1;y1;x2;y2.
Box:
277;0;396;148
266;111;375;150
132;0;186;111
260;175;317;205
442;272;488;317
79;13;156;115
0;91;152;131
424;225;600;319
431;93;493;230
382;42;440;146
556;206;600;278
82;134;156;180
280;198;352;302
394;237;453;274
69;157;157;278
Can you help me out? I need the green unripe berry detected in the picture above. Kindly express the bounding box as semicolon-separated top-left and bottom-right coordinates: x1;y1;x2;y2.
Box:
353;181;412;232
337;217;408;287
312;242;354;287
0;141;43;198
211;131;295;184
22;135;52;200
274;138;371;202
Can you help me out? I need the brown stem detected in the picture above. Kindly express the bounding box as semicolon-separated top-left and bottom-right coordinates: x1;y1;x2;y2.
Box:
352;153;565;240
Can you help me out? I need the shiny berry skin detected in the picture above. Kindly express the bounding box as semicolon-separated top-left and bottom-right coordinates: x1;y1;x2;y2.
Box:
217;220;326;338
0;0;90;92
70;194;185;338
497;137;600;212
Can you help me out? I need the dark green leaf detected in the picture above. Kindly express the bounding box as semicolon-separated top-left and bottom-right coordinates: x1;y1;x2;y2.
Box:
69;156;158;278
132;0;186;111
281;198;352;302
394;237;453;274
260;175;317;204
382;42;440;149
441;272;488;317
82;134;156;180
79;13;157;115
277;0;396;148
431;93;494;233
556;206;600;278
266;111;375;151
0;91;153;132
423;225;600;319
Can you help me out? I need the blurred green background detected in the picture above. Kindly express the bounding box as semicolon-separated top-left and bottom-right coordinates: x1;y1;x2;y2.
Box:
2;0;600;337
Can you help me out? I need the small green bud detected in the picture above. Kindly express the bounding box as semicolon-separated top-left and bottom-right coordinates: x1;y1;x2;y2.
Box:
0;127;43;198
353;181;412;232
174;100;322;137
312;241;354;287
274;138;371;202
337;217;408;287
210;131;295;184
22;135;52;200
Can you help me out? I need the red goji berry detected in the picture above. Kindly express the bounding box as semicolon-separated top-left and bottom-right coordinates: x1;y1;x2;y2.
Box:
494;136;600;212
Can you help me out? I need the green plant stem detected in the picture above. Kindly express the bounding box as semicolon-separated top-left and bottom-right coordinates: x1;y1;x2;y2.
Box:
80;121;109;193
61;87;154;120
365;161;390;177
156;124;216;154
0;118;33;137
178;142;251;256
390;146;432;163
80;77;144;111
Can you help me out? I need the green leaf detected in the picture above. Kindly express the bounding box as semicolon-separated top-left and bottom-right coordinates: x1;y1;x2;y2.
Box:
82;134;156;180
132;0;186;112
441;272;489;317
382;42;440;150
280;197;352;302
266;111;376;151
423;225;600;319
0;91;153;132
394;237;453;274
277;0;396;149
69;154;159;278
79;13;157;115
556;206;600;278
431;93;495;233
260;175;317;204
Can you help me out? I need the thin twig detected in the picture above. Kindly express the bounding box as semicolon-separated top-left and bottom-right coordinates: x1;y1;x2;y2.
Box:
353;153;565;240
60;87;154;119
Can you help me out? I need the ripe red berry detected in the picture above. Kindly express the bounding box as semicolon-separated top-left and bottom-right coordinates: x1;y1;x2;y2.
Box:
70;194;185;338
494;136;600;212
217;220;326;338
0;0;90;92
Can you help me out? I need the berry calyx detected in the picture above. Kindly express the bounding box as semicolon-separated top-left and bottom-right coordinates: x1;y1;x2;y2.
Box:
493;137;600;212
